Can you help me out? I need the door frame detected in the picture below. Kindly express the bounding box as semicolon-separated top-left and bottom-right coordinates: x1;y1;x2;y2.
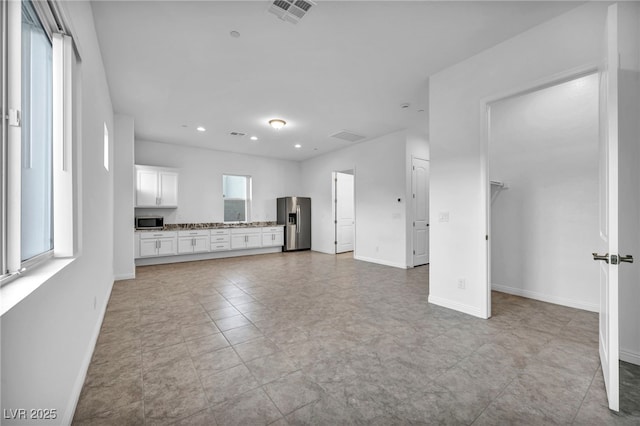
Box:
479;63;599;320
332;168;356;255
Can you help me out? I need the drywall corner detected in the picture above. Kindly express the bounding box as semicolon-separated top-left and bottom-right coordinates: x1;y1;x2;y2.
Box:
114;114;135;280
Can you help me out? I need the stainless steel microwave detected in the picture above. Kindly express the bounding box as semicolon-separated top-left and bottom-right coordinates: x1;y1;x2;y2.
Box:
135;216;164;230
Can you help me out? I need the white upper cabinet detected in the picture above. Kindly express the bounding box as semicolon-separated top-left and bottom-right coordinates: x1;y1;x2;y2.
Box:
135;165;179;208
136;169;158;206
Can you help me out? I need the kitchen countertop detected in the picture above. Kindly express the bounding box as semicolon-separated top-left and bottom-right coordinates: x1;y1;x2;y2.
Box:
135;222;282;231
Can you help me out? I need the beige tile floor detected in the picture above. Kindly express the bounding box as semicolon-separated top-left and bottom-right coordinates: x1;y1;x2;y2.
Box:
73;251;640;425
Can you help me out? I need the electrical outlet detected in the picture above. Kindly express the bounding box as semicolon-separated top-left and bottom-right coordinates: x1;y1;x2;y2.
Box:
457;278;466;289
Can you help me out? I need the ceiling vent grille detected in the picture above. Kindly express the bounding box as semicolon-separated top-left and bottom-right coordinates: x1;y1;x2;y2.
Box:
330;130;366;143
268;0;316;24
230;132;246;136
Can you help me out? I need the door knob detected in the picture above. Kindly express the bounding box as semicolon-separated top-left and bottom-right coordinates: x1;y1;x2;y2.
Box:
620;255;634;263
592;253;609;263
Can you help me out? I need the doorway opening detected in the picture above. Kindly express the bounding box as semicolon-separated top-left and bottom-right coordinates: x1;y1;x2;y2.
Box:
484;70;600;318
488;72;600;312
333;170;354;255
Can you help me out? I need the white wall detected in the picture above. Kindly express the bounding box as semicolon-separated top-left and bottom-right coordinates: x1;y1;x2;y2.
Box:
490;74;599;311
135;140;302;224
429;2;609;318
1;1;115;423
113;115;135;280
301;129;427;269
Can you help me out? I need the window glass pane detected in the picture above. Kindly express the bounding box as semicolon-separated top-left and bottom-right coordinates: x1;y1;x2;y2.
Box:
223;175;250;222
223;175;246;199
224;200;246;222
103;122;109;171
21;0;53;261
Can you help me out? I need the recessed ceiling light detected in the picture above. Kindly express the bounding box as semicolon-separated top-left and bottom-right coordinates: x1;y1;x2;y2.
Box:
196;126;206;132
230;30;240;38
294;144;301;148
250;136;258;141
269;119;286;130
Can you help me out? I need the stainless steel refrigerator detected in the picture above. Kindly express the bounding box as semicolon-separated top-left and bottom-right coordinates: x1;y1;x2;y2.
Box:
277;197;311;251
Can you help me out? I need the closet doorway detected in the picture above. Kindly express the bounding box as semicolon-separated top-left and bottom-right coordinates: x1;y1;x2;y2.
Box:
487;72;600;313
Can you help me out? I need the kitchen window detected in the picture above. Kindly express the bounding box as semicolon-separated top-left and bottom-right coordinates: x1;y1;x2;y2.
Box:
223;174;251;222
1;0;77;287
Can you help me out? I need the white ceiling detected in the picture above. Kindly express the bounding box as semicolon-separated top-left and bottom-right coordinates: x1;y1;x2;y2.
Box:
91;1;580;161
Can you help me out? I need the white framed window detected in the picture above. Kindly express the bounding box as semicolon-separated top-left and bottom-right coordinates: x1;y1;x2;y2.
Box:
1;0;76;284
222;174;251;223
20;0;53;265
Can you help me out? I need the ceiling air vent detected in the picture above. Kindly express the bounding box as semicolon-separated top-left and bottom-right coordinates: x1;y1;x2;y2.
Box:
330;130;366;143
268;0;316;24
230;132;246;136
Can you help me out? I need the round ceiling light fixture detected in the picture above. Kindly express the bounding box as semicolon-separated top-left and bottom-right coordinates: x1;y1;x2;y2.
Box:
269;119;286;130
196;126;206;132
294;144;301;149
230;30;240;38
250;136;258;141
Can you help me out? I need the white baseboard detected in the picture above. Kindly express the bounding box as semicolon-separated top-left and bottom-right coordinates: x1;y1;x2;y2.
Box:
353;255;408;269
491;283;598;313
114;272;135;281
312;247;335;255
428;294;487;319
62;280;114;425
620;349;640;366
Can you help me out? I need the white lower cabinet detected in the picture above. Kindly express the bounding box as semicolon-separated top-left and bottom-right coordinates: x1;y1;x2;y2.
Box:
136;225;284;261
139;231;178;257
230;228;262;249
178;230;210;254
210;229;230;251
262;226;284;247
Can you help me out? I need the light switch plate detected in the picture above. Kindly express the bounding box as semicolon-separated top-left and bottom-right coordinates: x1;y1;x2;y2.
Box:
438;211;450;222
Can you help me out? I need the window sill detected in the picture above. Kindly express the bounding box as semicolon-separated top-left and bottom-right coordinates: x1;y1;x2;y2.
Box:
0;257;75;316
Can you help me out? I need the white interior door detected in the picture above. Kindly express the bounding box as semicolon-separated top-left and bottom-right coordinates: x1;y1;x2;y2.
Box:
595;3;620;412
335;172;354;253
412;158;429;266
